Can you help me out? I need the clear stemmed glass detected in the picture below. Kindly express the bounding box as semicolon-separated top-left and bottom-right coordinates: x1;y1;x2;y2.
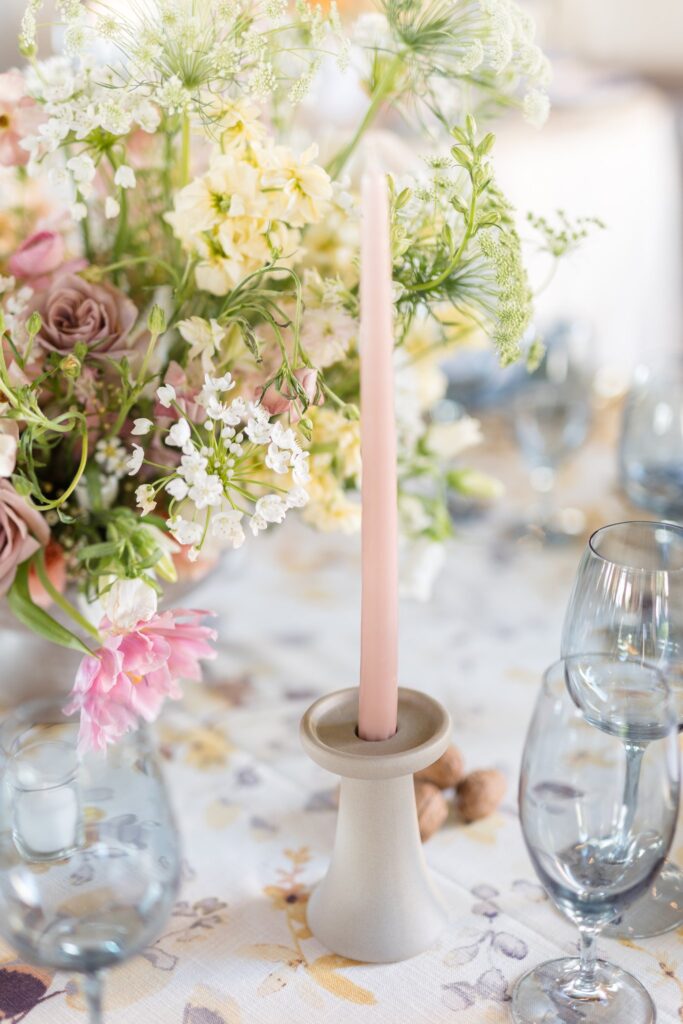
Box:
511;324;592;542
513;656;679;1024
0;699;181;1023
561;520;683;937
619;360;683;518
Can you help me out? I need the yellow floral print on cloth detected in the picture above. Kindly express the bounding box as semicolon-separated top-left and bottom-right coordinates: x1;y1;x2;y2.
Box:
241;848;376;1006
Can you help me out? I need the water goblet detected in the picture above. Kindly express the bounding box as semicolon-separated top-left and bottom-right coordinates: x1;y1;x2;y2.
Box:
562;519;683;936
619;359;683;518
513;656;679;1024
0;698;181;1023
511;322;592;542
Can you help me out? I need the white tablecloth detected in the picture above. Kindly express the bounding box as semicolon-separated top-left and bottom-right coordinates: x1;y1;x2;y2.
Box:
3;407;683;1023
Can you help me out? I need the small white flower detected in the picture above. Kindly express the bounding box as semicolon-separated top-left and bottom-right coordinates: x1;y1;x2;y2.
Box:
212;509;245;548
127;443;145;476
71;202;88;221
95;437;128;475
114;164;136;189
135;484;156;515
265;443;290;474
255;493;288;524
286;486;309;509
67;153;96;184
167;515;203;547
166;477;189;501
178;317;227;372
166;418;191;449
245;410;272;445
291;449;311;486
179;450;208;484
188;473;223;509
132;418;154;436
156;384;176;407
523;88;550;128
105;196;121;219
270;422;298;451
249;512;267;536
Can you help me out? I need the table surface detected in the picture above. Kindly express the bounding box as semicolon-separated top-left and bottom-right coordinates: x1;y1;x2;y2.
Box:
4;406;683;1024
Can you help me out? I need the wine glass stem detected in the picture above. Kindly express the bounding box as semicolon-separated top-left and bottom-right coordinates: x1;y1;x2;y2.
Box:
84;971;104;1024
532;468;556;528
616;741;646;854
575;928;599;994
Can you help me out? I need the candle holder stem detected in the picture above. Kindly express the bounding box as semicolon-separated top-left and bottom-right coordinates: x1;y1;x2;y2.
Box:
301;687;451;963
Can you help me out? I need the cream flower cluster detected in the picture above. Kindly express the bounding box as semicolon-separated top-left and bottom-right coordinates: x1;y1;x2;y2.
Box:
128;374;310;560
167;124;333;295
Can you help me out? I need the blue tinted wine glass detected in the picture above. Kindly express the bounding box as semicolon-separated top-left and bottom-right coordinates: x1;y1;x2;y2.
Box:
513;656;679;1024
562;520;683;937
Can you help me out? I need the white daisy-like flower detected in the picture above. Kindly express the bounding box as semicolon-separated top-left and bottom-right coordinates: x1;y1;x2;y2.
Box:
95;437;128;475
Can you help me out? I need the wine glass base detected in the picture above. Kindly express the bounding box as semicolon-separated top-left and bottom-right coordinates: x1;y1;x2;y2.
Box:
512;957;655;1024
603;861;683;939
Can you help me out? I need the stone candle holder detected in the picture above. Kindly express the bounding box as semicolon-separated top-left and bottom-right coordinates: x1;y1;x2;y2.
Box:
300;686;451;963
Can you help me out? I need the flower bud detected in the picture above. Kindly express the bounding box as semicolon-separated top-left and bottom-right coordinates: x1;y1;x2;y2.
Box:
59;354;81;378
147;304;167;336
26;311;42;338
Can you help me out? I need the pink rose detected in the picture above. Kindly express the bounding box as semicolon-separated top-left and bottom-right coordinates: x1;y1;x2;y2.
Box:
34;273;138;358
261;367;321;422
8;231;87;291
0;480;49;597
0;71;43;168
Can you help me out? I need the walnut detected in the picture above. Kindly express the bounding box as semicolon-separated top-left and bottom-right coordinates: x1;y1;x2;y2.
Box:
414;779;449;841
456;769;506;822
414;745;465;789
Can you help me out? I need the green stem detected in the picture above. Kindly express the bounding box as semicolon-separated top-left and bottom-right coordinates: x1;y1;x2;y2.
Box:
180;114;191;187
34;422;89;511
407;189;478;295
34;551;101;642
326;54;403;180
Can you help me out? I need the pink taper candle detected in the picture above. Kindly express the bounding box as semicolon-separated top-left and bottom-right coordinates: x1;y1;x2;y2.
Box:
357;169;399;741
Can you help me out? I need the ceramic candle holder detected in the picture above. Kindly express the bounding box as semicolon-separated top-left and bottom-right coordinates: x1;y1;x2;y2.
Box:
300;686;451;963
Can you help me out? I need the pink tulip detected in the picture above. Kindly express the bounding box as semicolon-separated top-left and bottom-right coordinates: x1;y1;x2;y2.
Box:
261;367;321;422
28;540;67;608
9;231;65;286
0;71;43;168
65;607;217;754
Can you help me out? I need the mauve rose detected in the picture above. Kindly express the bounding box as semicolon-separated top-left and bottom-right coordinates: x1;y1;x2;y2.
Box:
35;274;138;358
0;481;49;597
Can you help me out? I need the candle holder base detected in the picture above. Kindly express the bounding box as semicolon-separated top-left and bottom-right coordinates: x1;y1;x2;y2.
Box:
300;687;451;963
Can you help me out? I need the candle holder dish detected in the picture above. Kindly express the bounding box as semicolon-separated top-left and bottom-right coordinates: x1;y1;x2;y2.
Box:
300;686;451;963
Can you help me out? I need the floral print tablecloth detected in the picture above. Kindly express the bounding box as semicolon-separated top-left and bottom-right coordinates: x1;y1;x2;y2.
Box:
3;409;683;1023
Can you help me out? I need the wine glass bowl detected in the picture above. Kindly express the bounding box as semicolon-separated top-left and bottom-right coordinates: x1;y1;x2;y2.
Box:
620;361;683;518
0;699;181;1021
561;520;683;938
511;322;592;542
513;656;679;1024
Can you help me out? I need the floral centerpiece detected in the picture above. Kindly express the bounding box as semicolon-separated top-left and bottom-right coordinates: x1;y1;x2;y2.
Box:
0;0;577;750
